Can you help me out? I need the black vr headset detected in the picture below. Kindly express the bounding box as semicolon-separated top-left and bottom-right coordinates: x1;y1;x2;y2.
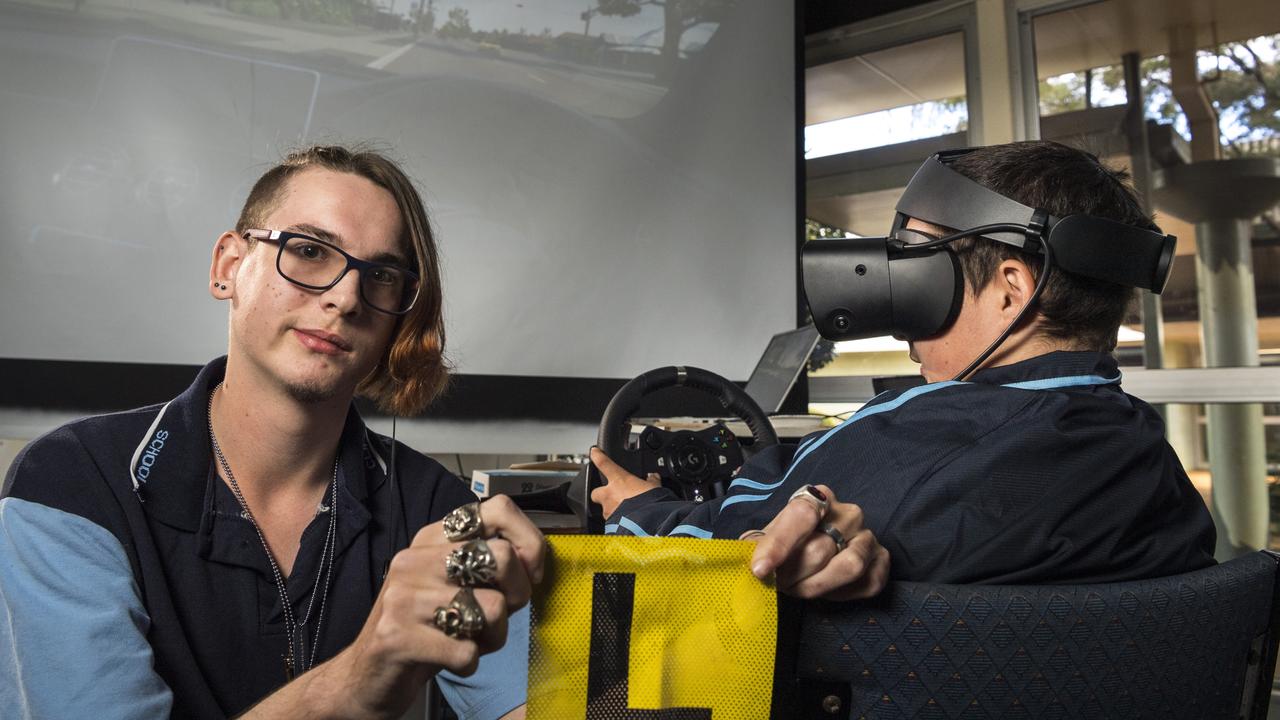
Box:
802;148;1176;375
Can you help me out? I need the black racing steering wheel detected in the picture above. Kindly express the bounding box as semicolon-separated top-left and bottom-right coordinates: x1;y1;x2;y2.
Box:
583;366;779;532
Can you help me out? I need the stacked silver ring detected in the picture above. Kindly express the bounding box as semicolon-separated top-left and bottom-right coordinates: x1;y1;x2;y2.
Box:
443;502;484;542
434;587;486;640
446;539;499;587
435;502;492;639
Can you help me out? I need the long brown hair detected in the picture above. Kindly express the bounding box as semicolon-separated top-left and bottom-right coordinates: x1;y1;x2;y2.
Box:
235;145;450;415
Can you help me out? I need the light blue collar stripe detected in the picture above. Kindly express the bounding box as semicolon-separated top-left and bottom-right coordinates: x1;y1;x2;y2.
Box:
607;518;709;537
615;516;651;537
720;493;774;510
1002;373;1122;391
779;380;964;486
728;476;785;491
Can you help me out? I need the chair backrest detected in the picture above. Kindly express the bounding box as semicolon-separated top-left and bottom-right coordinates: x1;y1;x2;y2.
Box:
782;551;1280;720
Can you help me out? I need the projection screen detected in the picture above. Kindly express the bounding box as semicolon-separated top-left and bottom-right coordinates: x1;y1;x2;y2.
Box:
0;0;796;383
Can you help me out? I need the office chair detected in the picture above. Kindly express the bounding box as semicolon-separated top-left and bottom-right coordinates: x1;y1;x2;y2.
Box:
782;551;1280;719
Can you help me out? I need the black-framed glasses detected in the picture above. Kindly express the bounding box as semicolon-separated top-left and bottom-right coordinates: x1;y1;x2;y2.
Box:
244;229;421;315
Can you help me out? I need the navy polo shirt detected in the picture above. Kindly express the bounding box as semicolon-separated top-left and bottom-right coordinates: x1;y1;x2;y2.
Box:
609;351;1217;584
0;357;527;719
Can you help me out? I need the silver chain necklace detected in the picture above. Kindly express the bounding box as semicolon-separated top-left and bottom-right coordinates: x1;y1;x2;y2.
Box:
207;381;339;680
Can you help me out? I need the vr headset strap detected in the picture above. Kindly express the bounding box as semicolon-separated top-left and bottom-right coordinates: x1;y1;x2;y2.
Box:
895;154;1176;292
895;156;1056;250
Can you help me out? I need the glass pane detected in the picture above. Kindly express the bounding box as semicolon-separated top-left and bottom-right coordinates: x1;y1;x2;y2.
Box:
1038;65;1128;116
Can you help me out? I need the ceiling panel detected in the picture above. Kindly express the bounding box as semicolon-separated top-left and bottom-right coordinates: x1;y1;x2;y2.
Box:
807;32;965;126
1033;0;1280;79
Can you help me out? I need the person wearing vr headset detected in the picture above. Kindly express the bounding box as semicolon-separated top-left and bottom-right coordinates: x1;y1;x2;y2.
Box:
0;146;547;720
593;141;1216;586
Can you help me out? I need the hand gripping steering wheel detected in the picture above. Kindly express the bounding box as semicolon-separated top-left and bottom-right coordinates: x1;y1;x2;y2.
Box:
584;366;779;532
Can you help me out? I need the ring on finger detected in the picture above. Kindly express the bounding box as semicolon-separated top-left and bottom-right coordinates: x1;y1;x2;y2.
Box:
788;484;830;518
433;587;487;639
443;502;484;542
445;539;499;586
819;522;847;552
738;529;767;541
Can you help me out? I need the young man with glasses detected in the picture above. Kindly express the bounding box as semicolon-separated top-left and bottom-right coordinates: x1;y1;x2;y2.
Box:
1;146;544;719
1;143;893;719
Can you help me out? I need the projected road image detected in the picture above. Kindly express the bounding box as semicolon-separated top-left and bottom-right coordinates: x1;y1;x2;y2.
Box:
0;0;796;381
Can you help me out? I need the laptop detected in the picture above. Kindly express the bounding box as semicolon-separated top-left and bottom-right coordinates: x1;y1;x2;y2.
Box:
743;324;821;415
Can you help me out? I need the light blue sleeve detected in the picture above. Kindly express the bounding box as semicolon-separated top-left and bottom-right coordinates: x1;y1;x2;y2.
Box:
436;604;528;720
0;497;173;720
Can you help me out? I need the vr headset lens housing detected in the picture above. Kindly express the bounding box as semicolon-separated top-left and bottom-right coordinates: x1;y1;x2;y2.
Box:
802;150;1177;343
802;233;962;342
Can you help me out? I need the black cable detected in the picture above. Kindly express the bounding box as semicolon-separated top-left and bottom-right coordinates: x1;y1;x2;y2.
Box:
906;223;1044;253
382;415;404;582
953;239;1055;382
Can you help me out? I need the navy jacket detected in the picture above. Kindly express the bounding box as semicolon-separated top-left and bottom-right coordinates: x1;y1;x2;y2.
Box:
608;352;1217;584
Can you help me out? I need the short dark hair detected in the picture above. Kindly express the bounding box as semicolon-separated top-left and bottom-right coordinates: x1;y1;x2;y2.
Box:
236;144;450;415
945;141;1161;351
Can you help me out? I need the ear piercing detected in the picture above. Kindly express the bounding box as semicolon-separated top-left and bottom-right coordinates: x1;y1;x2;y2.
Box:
214;282;227;290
